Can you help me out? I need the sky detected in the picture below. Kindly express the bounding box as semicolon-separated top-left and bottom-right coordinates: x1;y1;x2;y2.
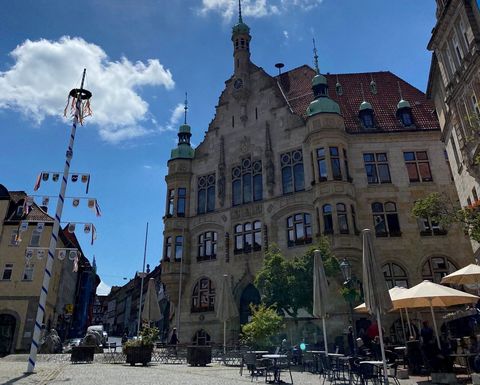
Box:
0;0;437;294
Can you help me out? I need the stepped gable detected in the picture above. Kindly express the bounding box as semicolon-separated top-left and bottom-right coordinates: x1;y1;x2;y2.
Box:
276;65;440;133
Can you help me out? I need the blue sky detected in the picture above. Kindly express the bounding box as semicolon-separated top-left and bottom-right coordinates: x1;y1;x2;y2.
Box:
0;0;437;293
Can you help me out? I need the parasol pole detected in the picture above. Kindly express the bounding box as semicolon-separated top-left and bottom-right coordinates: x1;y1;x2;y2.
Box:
322;317;328;353
376;309;389;385
399;309;407;344
27;69;91;373
404;308;413;339
428;300;441;349
224;320;227;355
137;222;149;336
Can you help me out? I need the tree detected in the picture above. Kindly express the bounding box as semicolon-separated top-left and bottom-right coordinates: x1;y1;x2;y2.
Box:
241;304;284;348
412;192;480;242
254;238;340;318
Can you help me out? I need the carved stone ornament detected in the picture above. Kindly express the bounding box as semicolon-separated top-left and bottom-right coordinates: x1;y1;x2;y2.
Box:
240;135;251;154
217;136;226;207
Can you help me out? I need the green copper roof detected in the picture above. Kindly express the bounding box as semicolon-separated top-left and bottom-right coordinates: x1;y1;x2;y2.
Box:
312;73;327;87
170;144;194;160
232;21;250;34
306;97;341;117
359;101;373;111
179;124;191;133
397;99;411;110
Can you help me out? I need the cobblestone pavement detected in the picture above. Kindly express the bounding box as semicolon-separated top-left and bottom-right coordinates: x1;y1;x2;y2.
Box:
0;354;430;385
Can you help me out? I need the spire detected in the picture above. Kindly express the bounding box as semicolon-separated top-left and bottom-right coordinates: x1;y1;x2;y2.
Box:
396;81;411;109
238;0;243;24
313;38;320;74
184;92;188;125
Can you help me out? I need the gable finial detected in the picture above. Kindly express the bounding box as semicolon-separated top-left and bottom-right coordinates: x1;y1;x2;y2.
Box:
397;81;403;100
312;38;320;74
184;92;188;125
238;0;243;23
360;83;366;101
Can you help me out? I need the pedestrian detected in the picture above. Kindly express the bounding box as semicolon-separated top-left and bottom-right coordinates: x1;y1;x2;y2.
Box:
347;326;355;355
169;327;179;345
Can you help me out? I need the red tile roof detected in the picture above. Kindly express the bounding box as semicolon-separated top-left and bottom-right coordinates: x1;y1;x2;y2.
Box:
276;65;440;133
6;191;53;222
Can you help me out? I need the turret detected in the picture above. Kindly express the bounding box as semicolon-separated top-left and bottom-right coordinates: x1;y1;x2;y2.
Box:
170;94;194;160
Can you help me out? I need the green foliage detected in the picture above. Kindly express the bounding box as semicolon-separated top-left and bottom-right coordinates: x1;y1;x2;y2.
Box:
254;238;340;318
124;326;159;349
412;192;480;243
241;304;284;348
339;286;362;303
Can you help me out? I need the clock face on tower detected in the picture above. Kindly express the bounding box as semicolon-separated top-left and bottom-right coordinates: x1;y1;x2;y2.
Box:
234;78;243;90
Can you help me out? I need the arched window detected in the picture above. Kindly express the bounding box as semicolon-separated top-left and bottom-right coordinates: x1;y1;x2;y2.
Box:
192;329;211;345
191;278;215;313
197;174;215;214
197;231;217;262
287;213;312;247
330;147;342;180
281;150;304;194
322;205;333;234
232;158;262;206
382;262;409;288
234;221;262;254
163;236;172;261
337;203;349;234
422;256;457;283
372;202;401;237
174;236;183;261
400;110;413;126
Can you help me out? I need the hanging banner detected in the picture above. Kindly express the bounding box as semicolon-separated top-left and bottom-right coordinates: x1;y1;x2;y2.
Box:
36;222;45;232
20;221;28;232
22;200;30;216
94;200;102;217
58;249;67;260
42;197;50;206
68;223;76;233
91;224;97;245
42;172;49;182
73;254;79;273
87;199;95;209
52;173;60;182
68;250;77;261
72;199;80;207
25;248;34;260
71;174;78;182
34;173;42;191
37;249;46;260
84;224;91;234
26;196;34;207
81;174;89;183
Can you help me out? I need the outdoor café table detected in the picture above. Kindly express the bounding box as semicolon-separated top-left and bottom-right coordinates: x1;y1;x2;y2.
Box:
262;354;288;383
394;346;407;368
306;351;325;373
450;352;475;378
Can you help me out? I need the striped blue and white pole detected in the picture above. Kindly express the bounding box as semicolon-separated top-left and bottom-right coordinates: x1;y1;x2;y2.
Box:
27;69;90;373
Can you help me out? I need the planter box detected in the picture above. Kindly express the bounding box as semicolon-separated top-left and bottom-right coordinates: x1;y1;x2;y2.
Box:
71;346;95;363
187;345;212;366
125;346;153;366
431;372;457;384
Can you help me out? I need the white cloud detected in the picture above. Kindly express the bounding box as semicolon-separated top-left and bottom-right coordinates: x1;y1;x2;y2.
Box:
200;0;322;19
0;36;175;143
283;30;289;40
96;280;111;296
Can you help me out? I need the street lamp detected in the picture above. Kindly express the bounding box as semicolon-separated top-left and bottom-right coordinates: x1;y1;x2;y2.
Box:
340;258;358;355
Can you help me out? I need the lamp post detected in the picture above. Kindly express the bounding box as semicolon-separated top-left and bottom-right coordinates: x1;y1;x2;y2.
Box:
340;258;358;355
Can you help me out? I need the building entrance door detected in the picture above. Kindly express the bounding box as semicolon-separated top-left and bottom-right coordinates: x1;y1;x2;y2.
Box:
0;314;16;356
239;284;260;325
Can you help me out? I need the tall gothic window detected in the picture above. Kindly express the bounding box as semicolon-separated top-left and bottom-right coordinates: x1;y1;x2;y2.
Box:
197;174;216;214
330;147;342;180
232;157;262;206
234;221;262;254
372;202;401;237
316;148;327;182
191;278;215;313
197;231;217;262
281;150;305;194
164;236;172;261
382;263;409;288
167;189;174;216
322;204;333;234
174;235;183;261
287;213;312;247
337;203;349;234
177;188;186;217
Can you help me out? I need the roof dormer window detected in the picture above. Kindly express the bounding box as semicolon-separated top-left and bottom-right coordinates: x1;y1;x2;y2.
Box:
362;112;374;129
396;99;413;127
359;101;374;129
400;110;412;126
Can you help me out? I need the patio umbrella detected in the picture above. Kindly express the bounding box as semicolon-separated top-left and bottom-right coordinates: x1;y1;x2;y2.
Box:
142;278;162;324
393;280;479;349
354;286;410;343
216;274;239;354
362;229;392;385
312;250;329;354
441;263;480;286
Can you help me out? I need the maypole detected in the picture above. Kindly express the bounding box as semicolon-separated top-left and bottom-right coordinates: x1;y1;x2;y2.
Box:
27;69;92;373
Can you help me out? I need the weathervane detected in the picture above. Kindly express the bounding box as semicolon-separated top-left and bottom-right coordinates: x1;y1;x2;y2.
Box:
313;38;320;74
184;92;188;125
238;0;243;23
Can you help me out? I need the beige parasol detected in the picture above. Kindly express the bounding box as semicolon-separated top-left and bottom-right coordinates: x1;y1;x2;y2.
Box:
142;278;162;323
313;250;329;353
216;274;239;354
440;263;480;285
393;280;479;349
354;286;408;313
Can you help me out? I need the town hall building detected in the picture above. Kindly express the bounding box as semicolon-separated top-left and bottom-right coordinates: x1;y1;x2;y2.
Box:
160;7;474;346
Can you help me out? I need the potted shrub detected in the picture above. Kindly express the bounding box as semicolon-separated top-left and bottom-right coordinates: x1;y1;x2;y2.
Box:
123;326;159;366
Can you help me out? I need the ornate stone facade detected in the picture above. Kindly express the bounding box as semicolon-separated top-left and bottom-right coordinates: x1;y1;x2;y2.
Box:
161;12;474;346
